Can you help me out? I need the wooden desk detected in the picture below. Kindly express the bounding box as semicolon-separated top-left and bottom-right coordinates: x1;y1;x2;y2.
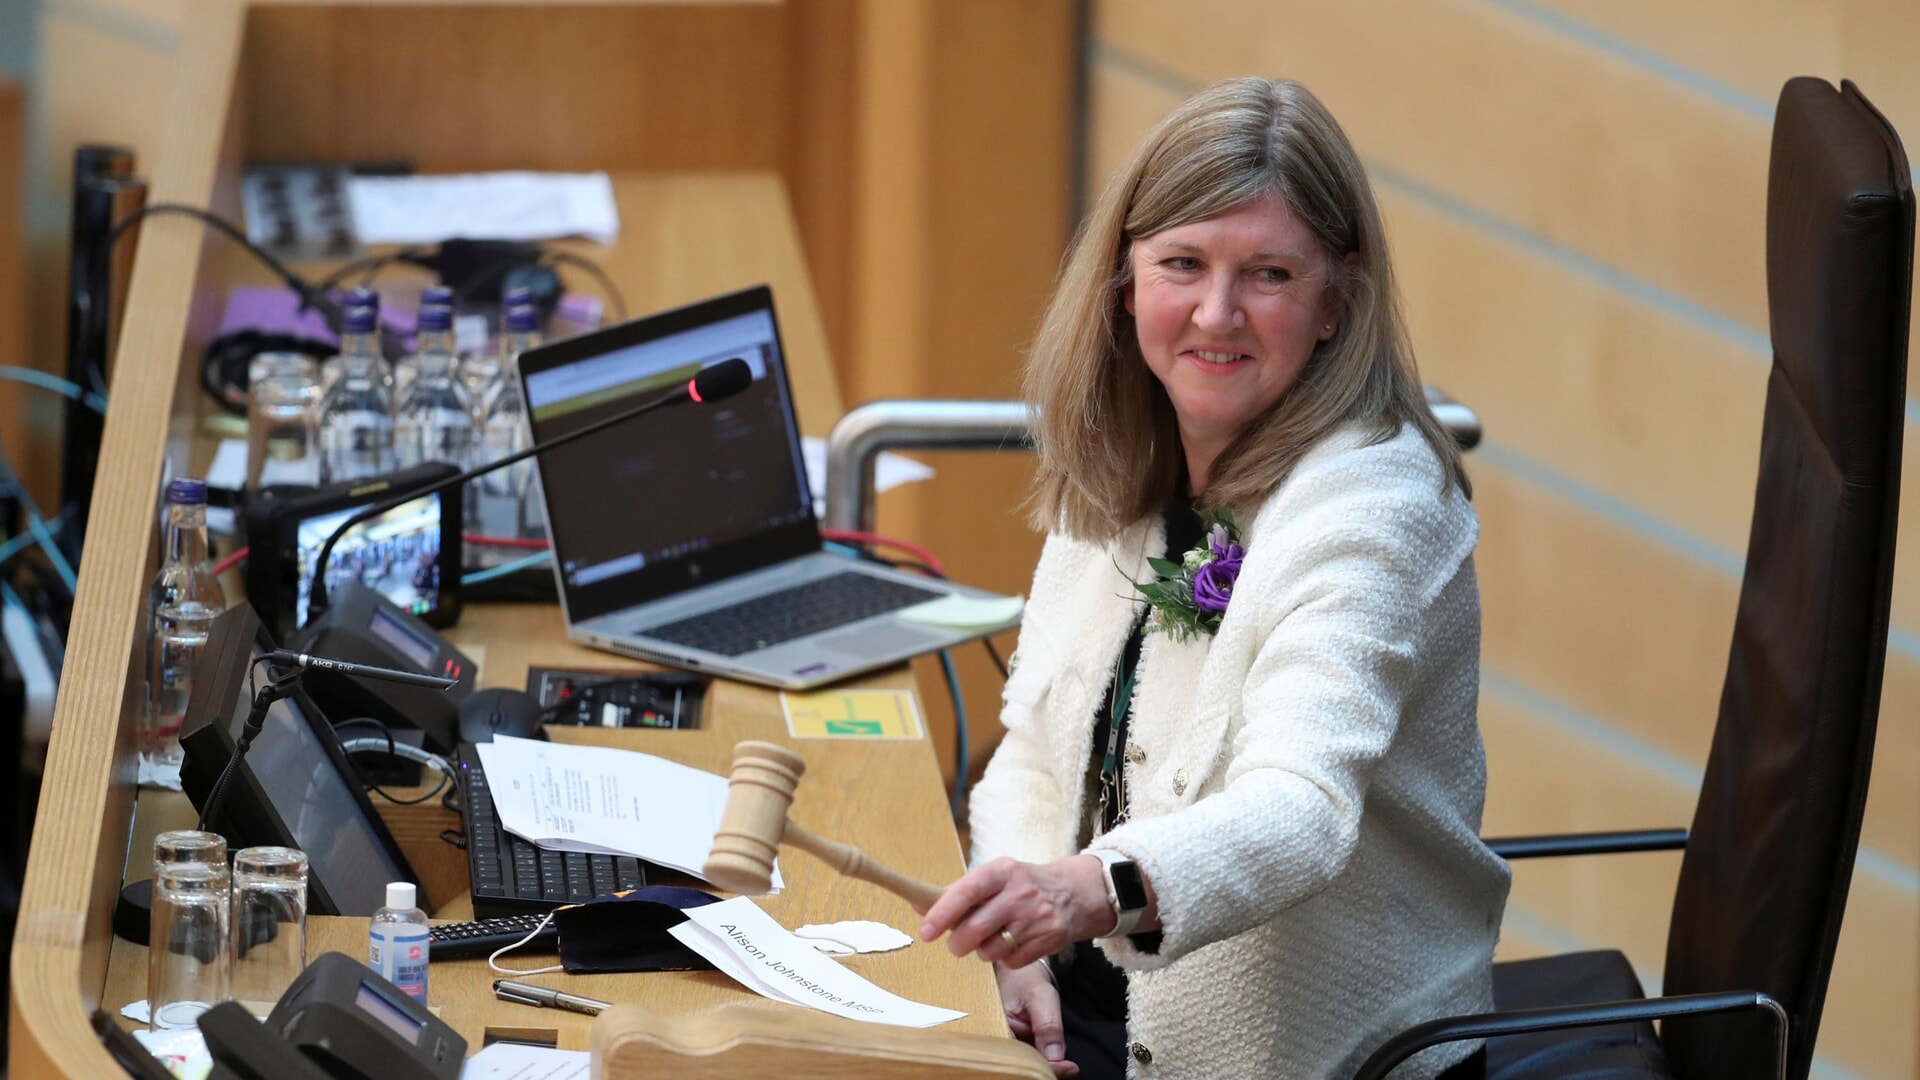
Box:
9;4;1008;1072
96;604;1003;1052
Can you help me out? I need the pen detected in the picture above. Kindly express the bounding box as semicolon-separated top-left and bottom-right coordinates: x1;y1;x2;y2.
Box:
492;979;614;1016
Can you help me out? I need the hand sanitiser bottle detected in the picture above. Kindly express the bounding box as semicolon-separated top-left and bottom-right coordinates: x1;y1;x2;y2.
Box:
369;882;430;1004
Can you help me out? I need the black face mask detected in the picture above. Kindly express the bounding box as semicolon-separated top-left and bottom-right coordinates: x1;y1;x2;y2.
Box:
538;886;723;974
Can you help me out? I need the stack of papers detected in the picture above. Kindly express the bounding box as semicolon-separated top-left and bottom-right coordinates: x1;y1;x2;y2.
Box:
669;897;965;1027
346;171;621;245
473;736;781;887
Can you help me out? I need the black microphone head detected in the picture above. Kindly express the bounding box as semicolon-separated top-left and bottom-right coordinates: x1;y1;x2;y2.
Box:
690;357;753;403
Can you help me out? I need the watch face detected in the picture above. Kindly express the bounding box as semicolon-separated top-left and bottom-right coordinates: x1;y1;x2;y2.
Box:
1110;860;1149;911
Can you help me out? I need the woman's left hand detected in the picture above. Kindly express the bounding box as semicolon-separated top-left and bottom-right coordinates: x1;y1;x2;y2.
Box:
918;856;1115;969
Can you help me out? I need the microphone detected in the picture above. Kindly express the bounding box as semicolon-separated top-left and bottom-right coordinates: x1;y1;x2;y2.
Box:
307;356;755;617
266;649;458;690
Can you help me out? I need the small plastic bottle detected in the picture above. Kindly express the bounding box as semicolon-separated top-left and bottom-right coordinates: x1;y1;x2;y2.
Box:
368;882;430;1004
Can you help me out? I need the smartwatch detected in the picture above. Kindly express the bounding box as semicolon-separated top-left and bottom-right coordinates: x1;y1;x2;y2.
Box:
1088;849;1150;938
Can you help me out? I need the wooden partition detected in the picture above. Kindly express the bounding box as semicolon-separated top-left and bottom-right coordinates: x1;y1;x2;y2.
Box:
8;2;1061;1073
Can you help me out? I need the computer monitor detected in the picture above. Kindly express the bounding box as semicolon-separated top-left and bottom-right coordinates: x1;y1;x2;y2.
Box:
179;603;418;916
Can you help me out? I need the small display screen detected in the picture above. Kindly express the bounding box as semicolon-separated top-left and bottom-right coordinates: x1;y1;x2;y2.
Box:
295;494;442;626
354;982;424;1043
368;607;435;670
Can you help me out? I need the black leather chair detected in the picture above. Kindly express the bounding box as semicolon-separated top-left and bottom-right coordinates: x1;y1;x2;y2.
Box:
1357;77;1914;1080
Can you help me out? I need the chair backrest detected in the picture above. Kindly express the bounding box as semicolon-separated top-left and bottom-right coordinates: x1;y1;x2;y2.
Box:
1661;78;1913;1080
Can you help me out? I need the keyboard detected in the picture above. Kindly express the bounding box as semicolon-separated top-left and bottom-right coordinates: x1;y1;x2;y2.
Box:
429;913;561;962
640;571;944;657
458;747;649;919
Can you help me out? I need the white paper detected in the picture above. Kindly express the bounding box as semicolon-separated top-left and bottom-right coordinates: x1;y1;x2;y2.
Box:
799;436;936;519
205;439;248;491
346;172;621;245
473;735;780;886
461;1042;591;1079
793;920;915;955
668;897;965;1028
132;1026;212;1079
120;999;152;1023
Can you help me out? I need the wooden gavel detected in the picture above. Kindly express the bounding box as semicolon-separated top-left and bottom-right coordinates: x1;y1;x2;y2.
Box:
703;741;945;910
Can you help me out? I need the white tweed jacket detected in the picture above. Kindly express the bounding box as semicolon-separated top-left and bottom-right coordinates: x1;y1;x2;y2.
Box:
970;423;1510;1079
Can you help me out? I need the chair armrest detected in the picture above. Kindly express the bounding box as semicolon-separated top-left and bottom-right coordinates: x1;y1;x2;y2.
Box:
1484;828;1689;860
1352;990;1787;1080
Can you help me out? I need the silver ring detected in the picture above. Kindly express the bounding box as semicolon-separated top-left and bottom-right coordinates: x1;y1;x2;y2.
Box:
1000;928;1020;953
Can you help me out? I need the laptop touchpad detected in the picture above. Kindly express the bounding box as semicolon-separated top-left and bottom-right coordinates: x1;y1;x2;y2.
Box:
818;620;945;657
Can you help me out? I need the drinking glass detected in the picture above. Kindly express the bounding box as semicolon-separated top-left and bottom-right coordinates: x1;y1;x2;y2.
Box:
231;846;308;1014
247;352;321;492
149;830;230;1029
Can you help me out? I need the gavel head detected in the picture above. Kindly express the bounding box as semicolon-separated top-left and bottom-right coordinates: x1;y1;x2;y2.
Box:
702;741;806;895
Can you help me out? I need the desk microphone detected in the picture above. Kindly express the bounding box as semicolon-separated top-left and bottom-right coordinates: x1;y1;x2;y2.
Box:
306;356;754;618
266;649;457;690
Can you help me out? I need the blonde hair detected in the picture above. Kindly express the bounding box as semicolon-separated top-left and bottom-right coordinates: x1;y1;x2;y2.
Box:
1025;76;1465;539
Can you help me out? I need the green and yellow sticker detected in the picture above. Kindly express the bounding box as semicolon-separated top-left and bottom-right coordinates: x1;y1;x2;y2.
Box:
780;689;923;739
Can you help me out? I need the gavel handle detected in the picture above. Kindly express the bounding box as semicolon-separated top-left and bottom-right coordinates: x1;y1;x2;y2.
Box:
782;820;945;911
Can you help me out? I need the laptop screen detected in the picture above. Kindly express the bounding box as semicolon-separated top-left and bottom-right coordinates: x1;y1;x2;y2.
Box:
520;286;819;622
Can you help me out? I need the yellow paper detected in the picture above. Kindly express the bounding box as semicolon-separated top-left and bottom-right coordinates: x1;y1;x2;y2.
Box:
781;689;923;739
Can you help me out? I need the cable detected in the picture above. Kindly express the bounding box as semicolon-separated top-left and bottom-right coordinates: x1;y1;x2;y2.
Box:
820;529;946;577
0;448;78;594
105;204;332;321
0;510;70;569
463;548;550;585
0;367;108;414
982;636;1010;681
939;648;969;817
211;545;248;575
542;251;629;321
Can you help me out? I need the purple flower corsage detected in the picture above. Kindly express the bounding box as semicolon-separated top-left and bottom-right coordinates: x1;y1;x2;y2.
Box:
1129;509;1244;641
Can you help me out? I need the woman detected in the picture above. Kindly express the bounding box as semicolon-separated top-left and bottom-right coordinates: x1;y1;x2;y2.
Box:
917;78;1511;1079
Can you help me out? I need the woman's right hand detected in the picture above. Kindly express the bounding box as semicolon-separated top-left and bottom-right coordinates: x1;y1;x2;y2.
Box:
996;960;1079;1077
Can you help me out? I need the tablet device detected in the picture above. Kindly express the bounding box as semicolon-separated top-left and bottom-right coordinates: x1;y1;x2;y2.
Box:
180;604;419;917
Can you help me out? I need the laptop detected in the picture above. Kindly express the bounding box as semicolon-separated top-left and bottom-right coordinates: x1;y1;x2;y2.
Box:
516;284;1021;689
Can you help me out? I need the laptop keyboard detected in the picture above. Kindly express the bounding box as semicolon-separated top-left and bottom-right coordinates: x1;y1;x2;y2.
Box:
641;571;944;657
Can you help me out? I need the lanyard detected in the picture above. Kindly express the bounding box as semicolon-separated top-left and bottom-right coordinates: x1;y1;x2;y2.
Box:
1097;611;1147;834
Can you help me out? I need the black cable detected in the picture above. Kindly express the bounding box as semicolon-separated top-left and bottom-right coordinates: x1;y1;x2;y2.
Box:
982;636;1010;681
542;250;629;321
104;203;337;326
332;716;450;805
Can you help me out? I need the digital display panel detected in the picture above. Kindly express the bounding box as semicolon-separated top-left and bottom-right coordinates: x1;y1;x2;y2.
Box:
354;982;424;1043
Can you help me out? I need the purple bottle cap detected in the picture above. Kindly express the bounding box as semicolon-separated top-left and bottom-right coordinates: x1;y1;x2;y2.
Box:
504;304;540;334
346;286;379;311
166;478;207;504
502;286;534;308
421;285;454;308
342;304;378;335
417;304;453;332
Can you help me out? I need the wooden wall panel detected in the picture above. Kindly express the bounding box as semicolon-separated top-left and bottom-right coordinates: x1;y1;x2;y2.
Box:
1085;4;1920;1073
242;5;789;174
1095;0;1774;334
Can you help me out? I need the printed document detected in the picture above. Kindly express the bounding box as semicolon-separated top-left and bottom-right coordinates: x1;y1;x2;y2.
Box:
474;735;780;886
668;896;965;1028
